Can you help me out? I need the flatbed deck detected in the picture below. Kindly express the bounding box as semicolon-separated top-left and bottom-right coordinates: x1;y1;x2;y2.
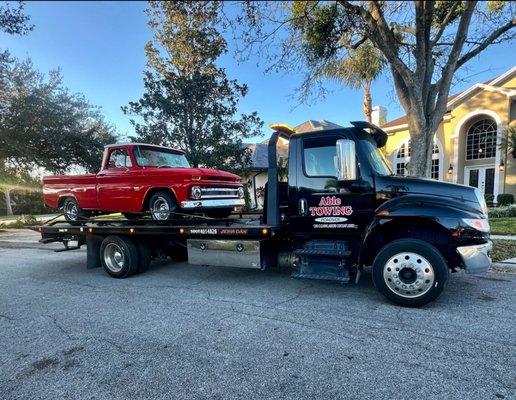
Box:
33;214;278;244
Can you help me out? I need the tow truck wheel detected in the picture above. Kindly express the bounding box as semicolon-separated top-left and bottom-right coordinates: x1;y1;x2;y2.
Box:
100;236;139;278
372;239;448;307
149;191;177;221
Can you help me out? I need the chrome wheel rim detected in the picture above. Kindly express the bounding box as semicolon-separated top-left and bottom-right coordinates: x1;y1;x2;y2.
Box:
383;252;435;298
104;243;125;273
151;196;170;220
64;202;78;221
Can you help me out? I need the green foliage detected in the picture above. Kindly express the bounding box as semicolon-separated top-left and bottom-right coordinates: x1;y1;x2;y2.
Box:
0;213;38;229
319;43;385;90
0;57;117;174
497;194;514;206
489;205;516;218
0;1;33;35
124;1;262;174
484;193;495;206
489;218;516;235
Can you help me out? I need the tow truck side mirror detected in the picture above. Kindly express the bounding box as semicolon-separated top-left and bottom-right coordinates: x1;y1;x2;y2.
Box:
336;139;357;181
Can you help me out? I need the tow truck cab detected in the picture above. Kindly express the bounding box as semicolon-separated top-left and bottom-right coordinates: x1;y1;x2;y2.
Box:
262;121;491;304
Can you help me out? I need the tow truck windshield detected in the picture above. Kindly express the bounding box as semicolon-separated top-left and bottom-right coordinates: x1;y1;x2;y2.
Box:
360;139;392;176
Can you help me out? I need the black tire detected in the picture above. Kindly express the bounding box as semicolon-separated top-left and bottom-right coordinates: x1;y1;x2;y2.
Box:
135;240;152;274
206;208;233;219
100;235;139;278
62;197;86;222
148;191;177;221
372;239;448;307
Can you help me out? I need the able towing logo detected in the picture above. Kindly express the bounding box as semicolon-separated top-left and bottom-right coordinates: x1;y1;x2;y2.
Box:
310;196;357;229
309;196;353;217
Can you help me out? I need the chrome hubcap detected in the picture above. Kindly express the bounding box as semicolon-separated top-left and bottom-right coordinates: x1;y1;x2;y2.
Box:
104;243;125;273
64;202;78;220
383;252;435;298
151;196;170;220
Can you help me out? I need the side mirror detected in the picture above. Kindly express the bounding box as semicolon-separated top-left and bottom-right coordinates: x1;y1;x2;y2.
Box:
336;139;357;181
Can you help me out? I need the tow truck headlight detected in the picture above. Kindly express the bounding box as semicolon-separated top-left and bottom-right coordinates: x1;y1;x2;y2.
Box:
191;186;202;200
237;186;245;198
462;218;490;233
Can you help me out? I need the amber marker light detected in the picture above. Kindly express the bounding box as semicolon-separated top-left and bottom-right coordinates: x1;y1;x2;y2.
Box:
261;228;269;235
88;228;93;233
129;228;135;234
376;210;389;217
179;228;185;234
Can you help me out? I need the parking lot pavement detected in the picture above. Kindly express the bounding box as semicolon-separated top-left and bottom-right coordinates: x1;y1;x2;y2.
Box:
0;230;515;400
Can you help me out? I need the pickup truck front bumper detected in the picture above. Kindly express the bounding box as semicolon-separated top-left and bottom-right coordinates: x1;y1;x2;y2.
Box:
456;241;492;274
180;198;245;209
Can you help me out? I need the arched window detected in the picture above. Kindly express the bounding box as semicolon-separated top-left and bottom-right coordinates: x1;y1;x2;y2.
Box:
466;118;497;160
394;140;441;180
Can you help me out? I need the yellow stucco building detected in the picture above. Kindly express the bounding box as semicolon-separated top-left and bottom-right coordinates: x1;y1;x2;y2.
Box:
380;66;516;201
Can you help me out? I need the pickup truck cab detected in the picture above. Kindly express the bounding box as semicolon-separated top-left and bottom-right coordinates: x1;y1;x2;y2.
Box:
43;143;245;221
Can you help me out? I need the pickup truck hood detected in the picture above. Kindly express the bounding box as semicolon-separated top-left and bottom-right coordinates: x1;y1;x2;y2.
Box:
139;167;240;182
375;175;482;212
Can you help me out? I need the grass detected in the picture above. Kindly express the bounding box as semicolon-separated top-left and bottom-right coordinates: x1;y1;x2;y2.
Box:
489;218;516;235
491;240;516;262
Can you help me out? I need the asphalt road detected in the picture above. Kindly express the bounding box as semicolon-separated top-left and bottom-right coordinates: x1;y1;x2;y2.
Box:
0;230;515;400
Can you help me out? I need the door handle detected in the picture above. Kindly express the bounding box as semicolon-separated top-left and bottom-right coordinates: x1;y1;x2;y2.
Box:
299;198;308;216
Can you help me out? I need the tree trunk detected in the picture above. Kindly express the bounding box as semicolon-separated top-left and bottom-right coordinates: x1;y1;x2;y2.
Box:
406;114;433;177
4;189;13;216
363;82;372;123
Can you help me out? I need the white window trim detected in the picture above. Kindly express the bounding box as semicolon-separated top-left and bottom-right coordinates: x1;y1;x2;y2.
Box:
391;138;444;180
451;109;504;199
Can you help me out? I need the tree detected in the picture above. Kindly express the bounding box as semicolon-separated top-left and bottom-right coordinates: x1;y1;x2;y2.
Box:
318;42;385;123
0;58;117;214
0;1;33;36
234;1;515;177
123;1;263;174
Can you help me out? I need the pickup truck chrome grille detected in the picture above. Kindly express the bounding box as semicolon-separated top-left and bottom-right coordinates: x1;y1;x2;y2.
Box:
200;187;239;199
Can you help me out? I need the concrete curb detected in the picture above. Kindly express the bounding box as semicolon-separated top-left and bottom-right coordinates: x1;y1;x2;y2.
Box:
491;235;516;240
491;262;516;274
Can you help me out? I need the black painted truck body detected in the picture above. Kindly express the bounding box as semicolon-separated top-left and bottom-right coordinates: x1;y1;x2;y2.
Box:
34;122;492;306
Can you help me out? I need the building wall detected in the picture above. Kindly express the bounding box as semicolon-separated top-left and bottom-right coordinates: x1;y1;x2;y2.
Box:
384;86;515;199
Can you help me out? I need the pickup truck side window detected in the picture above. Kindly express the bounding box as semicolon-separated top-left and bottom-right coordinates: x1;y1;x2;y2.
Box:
303;137;339;178
107;149;132;169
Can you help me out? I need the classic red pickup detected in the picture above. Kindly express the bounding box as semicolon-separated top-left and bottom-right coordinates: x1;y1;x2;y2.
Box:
43;143;245;221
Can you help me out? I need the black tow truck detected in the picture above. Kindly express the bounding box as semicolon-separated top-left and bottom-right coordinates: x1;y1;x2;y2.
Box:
33;121;492;306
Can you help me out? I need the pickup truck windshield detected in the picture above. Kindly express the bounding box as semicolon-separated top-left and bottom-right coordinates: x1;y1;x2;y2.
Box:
360;139;392;176
135;147;191;168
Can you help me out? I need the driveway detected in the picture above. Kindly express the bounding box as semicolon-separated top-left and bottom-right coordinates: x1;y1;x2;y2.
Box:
0;230;515;400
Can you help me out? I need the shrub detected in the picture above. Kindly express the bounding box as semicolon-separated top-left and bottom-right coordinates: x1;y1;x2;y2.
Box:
484;193;494;206
489;205;516;218
497;194;514;206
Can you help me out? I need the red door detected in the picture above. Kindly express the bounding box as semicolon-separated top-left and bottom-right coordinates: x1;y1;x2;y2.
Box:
97;147;141;212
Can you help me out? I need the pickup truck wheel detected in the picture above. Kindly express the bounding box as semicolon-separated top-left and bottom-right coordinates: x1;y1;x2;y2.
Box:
100;235;139;278
63;198;84;222
372;239;448;307
149;192;177;221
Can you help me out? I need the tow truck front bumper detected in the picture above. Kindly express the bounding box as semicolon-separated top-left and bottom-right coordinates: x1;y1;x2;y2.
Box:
180;198;245;209
456;241;492;274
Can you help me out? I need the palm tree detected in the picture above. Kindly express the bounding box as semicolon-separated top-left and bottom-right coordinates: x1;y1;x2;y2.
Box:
320;42;385;123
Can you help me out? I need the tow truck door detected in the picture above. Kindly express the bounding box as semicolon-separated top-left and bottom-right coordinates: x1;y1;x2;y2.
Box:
289;132;376;236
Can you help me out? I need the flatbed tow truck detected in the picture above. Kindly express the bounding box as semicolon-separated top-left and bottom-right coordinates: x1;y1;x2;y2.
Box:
33;122;492;307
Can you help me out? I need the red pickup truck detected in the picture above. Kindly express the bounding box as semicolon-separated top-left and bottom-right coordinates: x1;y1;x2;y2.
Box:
43;143;245;221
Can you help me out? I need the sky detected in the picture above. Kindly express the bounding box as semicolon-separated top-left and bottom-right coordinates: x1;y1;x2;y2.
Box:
1;1;515;143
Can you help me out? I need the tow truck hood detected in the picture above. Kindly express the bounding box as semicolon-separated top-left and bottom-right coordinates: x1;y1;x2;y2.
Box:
376;175;481;212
